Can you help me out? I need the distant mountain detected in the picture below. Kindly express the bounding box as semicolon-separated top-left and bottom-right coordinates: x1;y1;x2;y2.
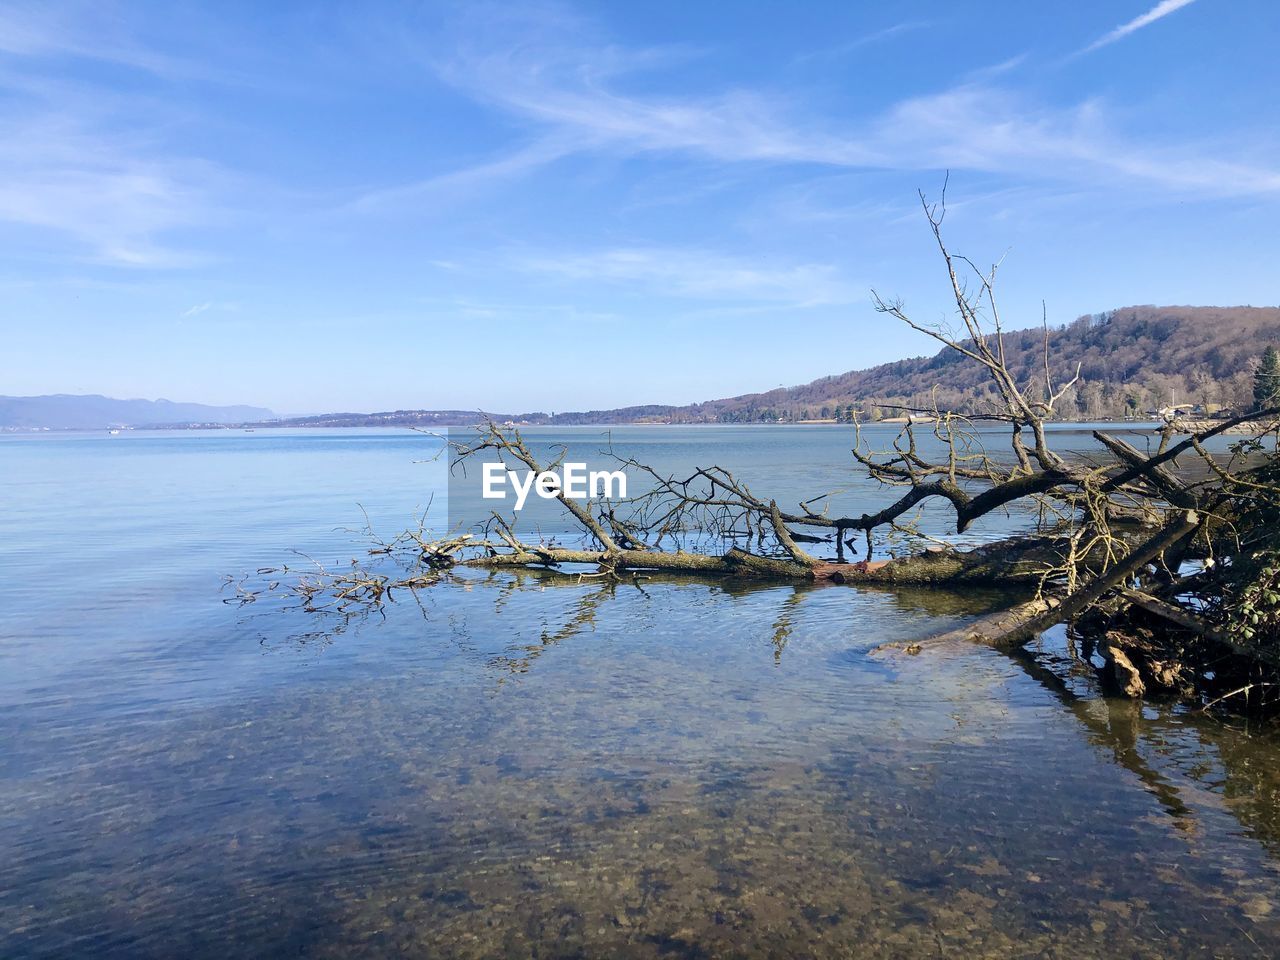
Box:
0;395;274;430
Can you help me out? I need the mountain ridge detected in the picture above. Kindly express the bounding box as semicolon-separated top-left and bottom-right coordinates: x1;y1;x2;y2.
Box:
0;395;275;430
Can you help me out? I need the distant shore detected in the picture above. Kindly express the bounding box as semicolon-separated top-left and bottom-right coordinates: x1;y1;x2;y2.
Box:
4;417;1193;433
10;416;1272;434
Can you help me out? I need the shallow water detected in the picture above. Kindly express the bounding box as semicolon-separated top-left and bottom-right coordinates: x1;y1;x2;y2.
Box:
3;426;1279;958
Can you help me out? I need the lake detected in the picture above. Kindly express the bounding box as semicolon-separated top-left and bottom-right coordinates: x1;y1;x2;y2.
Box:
3;425;1279;958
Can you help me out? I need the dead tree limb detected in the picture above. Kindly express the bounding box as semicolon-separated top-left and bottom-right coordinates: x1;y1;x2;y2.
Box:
250;189;1280;708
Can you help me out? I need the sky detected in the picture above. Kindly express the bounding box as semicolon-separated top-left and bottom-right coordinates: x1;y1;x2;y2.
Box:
2;0;1278;416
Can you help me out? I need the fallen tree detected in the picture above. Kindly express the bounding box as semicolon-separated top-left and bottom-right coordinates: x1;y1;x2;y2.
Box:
232;189;1280;712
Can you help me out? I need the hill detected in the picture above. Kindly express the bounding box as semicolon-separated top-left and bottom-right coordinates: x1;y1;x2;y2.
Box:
548;305;1280;423
0;395;275;430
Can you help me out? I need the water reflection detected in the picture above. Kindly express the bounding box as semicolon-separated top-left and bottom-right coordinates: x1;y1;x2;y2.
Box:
1023;630;1280;859
5;573;1280;957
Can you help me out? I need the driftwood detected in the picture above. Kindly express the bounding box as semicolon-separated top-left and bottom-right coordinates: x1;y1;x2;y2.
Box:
242;188;1280;709
876;512;1200;653
987;510;1201;648
464;543;811;579
872;597;1055;655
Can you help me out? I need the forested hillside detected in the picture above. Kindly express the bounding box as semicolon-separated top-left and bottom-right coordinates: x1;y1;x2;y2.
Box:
554;306;1280;423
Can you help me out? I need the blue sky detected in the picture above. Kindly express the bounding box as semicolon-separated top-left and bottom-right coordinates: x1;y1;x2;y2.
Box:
2;0;1278;415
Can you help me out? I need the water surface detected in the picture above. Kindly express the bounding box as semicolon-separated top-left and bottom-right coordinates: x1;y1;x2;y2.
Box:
2;426;1277;958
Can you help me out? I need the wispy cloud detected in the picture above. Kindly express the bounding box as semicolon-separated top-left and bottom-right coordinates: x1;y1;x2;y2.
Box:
0;114;211;267
1082;0;1197;54
437;44;875;167
0;5;219;266
962;53;1029;83
415;8;879;169
518;247;859;307
870;84;1280;197
416;21;1280;201
794;20;933;63
343;139;573;214
179;300;240;319
0;1;185;75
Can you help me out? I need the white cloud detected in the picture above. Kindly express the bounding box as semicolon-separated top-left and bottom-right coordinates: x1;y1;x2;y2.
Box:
519;247;858;307
420;29;1280;201
874;84;1280;197
344;139;574;214
0;5;220;267
0;115;209;267
436;38;877;168
179;300;240;319
0;1;185;74
1082;0;1197;54
793;20;933;64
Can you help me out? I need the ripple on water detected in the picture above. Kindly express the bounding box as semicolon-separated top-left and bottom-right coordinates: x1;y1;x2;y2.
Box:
3;572;1280;958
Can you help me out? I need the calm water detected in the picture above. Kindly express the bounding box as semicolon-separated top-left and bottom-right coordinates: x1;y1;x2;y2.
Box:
3;426;1279;958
